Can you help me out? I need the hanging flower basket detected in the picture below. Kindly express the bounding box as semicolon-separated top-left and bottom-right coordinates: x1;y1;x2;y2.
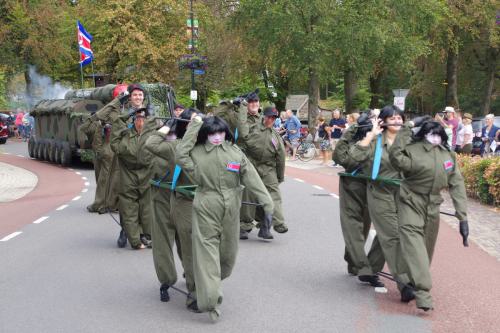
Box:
179;54;208;70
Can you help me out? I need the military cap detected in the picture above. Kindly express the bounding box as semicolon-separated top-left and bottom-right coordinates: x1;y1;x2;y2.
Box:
263;106;279;118
127;83;145;94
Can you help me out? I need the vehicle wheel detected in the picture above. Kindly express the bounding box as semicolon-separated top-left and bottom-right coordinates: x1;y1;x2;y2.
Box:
48;140;57;163
60;141;72;166
0;138;6;144
28;137;37;158
297;142;316;162
53;142;62;164
36;139;45;160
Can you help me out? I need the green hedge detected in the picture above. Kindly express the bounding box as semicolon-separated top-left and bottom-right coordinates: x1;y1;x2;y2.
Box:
456;155;500;207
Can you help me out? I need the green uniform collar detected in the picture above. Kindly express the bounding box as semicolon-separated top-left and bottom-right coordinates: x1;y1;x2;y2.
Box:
203;141;230;152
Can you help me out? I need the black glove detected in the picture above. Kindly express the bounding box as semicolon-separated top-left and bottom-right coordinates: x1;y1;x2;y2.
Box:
412;116;432;128
127;108;137;119
164;118;176;128
119;92;130;105
232;97;243;107
459;221;469;247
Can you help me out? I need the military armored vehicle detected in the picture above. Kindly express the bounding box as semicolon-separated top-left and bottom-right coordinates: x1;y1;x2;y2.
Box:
28;83;176;166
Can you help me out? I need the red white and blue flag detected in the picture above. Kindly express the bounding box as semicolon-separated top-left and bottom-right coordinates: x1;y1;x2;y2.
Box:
77;21;93;67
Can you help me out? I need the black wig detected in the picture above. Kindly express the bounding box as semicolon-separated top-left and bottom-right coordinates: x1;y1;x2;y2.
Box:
379;105;405;123
196;116;235;145
353;109;374;142
175;108;198;139
414;121;450;150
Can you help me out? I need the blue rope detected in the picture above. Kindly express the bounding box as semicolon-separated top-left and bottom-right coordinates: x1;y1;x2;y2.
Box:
171;165;182;190
371;134;383;180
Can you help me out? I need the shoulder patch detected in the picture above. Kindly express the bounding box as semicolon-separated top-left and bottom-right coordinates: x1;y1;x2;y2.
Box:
227;162;241;172
444;160;454;171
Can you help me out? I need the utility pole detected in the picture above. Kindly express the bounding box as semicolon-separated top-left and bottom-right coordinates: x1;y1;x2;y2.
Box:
190;0;196;106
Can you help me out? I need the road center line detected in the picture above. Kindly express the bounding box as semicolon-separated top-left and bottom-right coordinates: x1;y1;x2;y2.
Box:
33;216;49;224
1;231;22;242
81;176;88;180
56;204;68;211
81;188;88;193
72;196;81;201
313;185;324;190
294;178;304;183
16;154;24;158
330;193;340;199
84;182;90;186
75;172;82;175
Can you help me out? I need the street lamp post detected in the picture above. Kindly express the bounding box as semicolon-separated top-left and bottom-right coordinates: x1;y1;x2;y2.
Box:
190;0;195;106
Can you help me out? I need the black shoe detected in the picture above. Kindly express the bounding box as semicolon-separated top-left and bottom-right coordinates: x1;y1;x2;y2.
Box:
417;306;433;312
273;224;288;233
160;284;170;302
140;234;152;248
240;229;249;240
400;285;416;303
258;227;274;240
187;300;202;313
358;275;385;288
86;205;98;213
117;229;127;248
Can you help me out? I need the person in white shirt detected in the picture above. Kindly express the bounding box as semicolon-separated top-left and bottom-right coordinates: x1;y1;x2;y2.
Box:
456;113;473;154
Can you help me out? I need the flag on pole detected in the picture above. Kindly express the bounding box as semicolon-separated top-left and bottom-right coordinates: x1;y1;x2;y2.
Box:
77;21;93;66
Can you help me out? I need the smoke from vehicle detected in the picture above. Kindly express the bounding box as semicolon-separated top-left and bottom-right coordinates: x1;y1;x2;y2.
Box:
25;66;71;108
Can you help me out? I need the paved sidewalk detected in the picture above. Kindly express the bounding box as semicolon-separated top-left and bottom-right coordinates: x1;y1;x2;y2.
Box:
286;158;500;261
0;161;38;202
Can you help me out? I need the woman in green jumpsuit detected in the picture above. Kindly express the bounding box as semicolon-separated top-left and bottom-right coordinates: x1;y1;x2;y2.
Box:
349;106;404;287
176;115;273;321
389;119;469;311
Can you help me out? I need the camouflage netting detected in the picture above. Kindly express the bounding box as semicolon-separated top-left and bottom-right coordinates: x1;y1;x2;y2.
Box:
31;99;103;117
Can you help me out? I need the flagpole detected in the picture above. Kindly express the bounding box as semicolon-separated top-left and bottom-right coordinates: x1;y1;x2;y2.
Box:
91;59;96;87
80;63;84;88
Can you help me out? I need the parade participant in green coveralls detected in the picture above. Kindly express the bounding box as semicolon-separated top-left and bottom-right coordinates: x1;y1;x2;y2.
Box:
176;115;273;321
333;114;385;286
349;106;405;285
110;107;156;249
237;105;286;240
389;118;469;311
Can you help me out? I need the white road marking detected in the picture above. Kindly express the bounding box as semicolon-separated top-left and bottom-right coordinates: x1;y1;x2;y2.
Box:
68;168;74;171
1;231;22;242
81;176;88;180
375;287;388;294
81;188;88;193
56;204;68;211
16;154;24;158
330;193;340;199
84;182;90;186
72;196;81;201
33;216;49;224
294;178;304;183
4;152;11;155
75;172;82;175
313;185;324;190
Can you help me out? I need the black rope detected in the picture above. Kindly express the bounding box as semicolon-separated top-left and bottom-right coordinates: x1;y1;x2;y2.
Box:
168;285;195;300
376;271;415;291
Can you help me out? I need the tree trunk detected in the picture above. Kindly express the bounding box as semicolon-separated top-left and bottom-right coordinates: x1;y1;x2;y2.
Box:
24;65;33;108
344;68;357;113
481;47;498;116
445;46;459;108
369;71;383;109
307;66;320;132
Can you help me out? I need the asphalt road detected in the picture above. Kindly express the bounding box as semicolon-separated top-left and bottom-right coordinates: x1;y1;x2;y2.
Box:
0;140;476;332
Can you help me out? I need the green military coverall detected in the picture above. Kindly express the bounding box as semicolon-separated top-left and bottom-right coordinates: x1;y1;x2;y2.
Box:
333;126;384;276
349;132;402;277
176;118;273;318
389;125;468;309
110;114;156;248
92;98;131;214
79;117;107;212
145;132;197;303
236;106;286;233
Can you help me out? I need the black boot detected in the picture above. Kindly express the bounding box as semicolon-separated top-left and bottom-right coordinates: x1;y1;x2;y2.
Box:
358;275;385;288
186;300;201;313
160;284;170;302
258;213;274;240
140;234;152;248
240;229;249;240
400;285;416;303
117;229;127;248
